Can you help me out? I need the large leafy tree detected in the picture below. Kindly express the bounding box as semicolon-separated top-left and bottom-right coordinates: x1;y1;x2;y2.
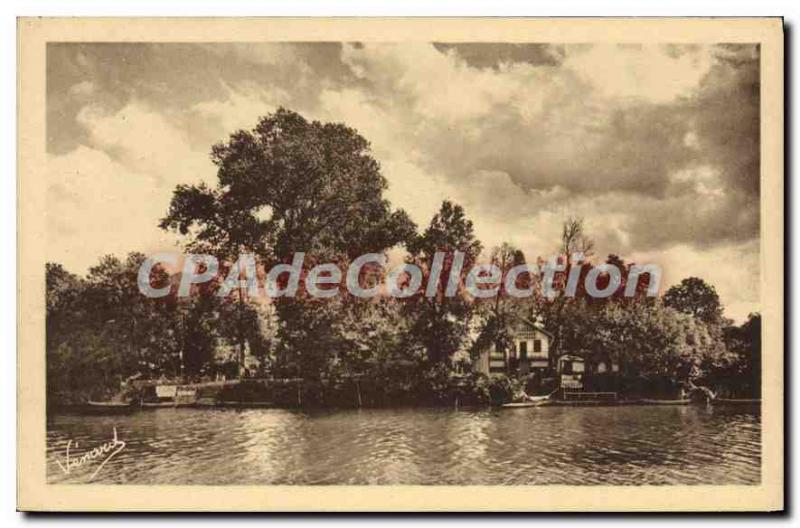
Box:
161;108;414;261
663;277;724;325
46;263;94;402
405;200;483;365
81;253;179;377
593;302;694;381
471;243;530;358
534;218;724;393
719;313;761;397
46;252;271;404
538;217;594;354
161;108;415;379
46;254;179;402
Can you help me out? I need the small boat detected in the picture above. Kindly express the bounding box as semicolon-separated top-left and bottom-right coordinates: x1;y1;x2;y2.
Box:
501;396;552;408
140;401;177;409
84;400;136;414
140;384;199;408
194;397;220;407
550;399;620;406
501;401;549;408
217;401;274;409
141;399;199;409
640;398;691;406
714;398;761;405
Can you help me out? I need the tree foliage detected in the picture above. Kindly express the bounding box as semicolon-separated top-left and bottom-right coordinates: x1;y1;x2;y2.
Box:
161;108;416;380
663;277;724;325
45;253;269;403
161;108;415;261
404;200;483;365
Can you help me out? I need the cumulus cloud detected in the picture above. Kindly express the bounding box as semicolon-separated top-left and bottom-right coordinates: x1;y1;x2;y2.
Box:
47;145;180;273
190;81;292;138
338;44;758;262
47;101;217;272
562;44;714;103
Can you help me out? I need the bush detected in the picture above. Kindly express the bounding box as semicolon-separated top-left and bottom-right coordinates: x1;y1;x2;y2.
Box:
487;375;521;405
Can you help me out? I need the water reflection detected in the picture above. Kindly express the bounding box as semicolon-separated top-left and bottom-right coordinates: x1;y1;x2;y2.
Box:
47;405;760;485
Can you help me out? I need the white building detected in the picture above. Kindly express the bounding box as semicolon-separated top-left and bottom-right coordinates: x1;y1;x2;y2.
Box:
473;317;553;377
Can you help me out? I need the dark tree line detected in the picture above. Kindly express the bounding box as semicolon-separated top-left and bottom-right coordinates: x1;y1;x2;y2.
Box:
46;255;269;403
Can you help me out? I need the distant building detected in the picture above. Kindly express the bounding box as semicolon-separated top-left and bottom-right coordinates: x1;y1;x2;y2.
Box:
557;354;585;389
474;317;553;377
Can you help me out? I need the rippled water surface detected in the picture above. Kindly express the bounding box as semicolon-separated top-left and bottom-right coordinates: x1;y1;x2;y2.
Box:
47;405;760;485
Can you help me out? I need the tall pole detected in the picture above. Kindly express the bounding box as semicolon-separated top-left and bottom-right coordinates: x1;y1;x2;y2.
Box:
237;279;246;378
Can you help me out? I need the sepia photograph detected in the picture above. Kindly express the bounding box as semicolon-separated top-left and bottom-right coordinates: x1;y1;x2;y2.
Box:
17;17;784;511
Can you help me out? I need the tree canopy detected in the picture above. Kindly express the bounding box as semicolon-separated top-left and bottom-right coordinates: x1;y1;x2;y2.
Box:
663;277;724;324
160;108;415;261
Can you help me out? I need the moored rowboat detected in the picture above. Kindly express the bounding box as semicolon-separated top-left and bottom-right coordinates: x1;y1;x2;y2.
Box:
501;402;545;408
85;400;136;414
501;399;551;408
141;401;177;409
640;399;691;405
217;401;274;408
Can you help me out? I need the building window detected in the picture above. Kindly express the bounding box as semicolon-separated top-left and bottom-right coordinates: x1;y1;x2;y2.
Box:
533;339;542;353
518;341;528;359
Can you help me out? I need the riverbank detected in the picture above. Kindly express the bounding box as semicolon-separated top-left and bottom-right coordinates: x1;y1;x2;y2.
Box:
50;376;760;414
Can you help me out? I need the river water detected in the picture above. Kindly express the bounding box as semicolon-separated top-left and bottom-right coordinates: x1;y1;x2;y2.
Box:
47;405;760;485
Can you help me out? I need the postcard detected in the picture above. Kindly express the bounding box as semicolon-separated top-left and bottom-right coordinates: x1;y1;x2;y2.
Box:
17;17;783;511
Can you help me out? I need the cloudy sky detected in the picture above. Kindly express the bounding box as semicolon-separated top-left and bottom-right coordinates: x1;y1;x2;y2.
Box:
46;42;760;321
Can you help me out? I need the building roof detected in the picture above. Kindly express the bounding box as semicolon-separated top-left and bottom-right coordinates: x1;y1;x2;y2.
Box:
512;315;555;339
557;354;585;363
